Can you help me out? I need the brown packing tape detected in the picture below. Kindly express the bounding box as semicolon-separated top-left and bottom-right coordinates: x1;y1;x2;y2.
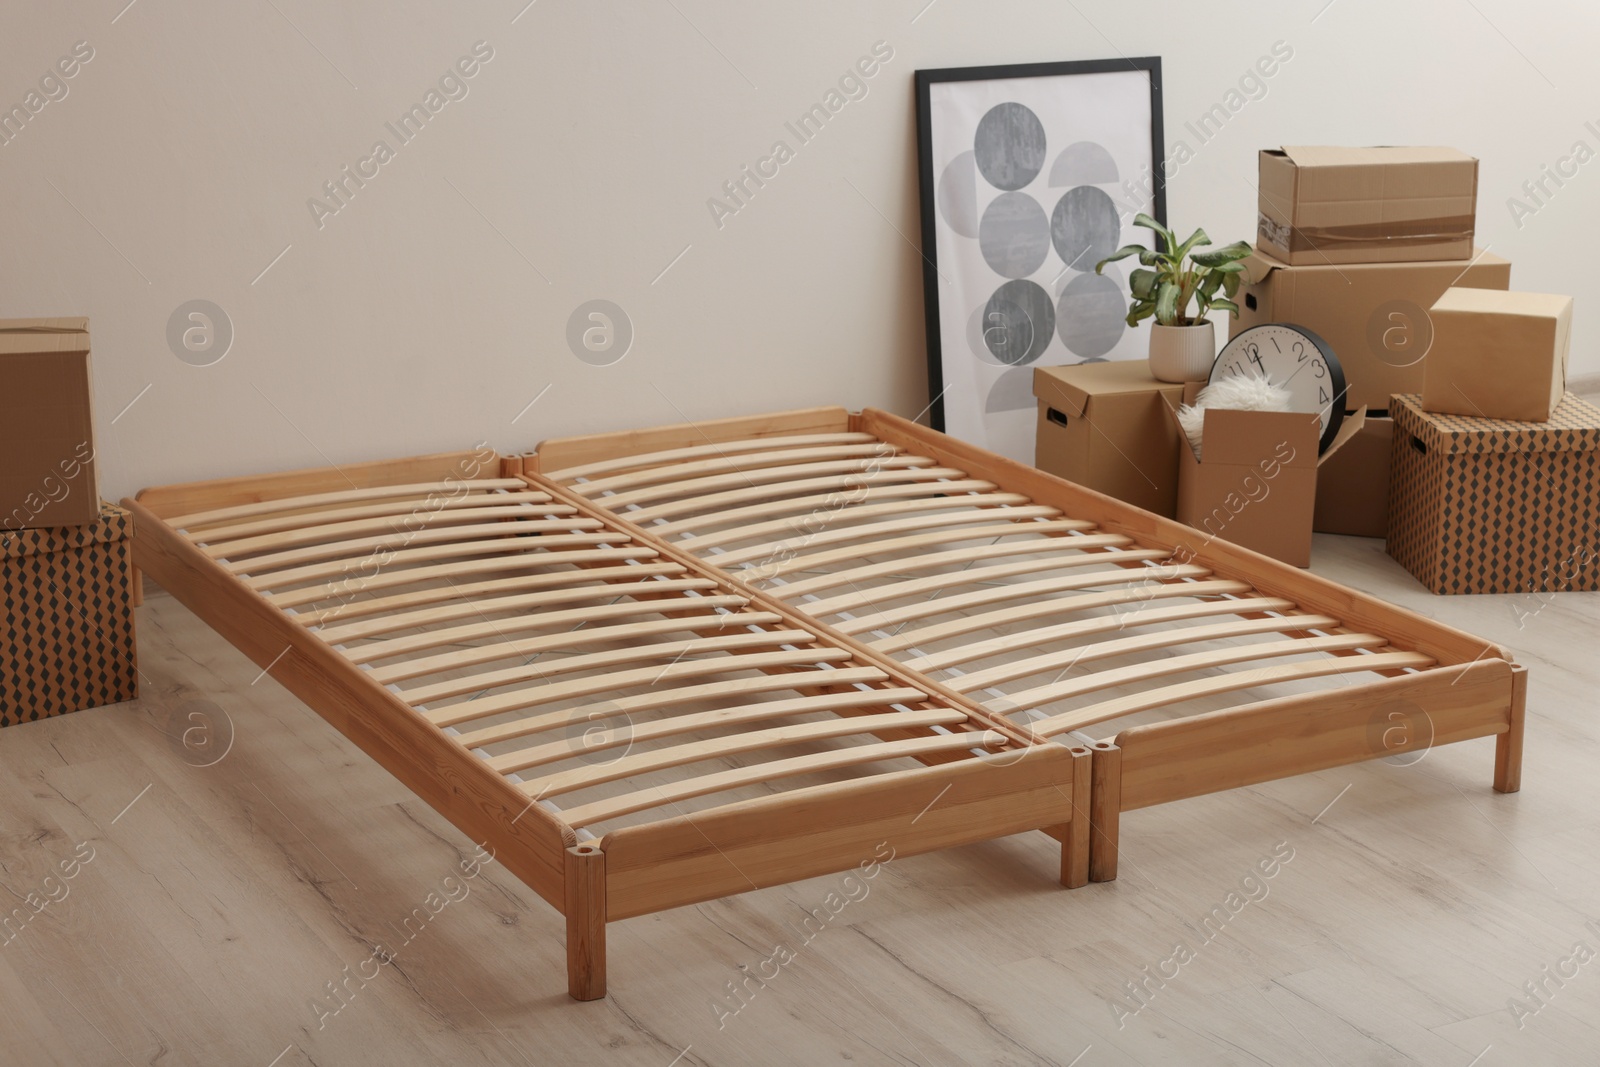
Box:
1258;212;1474;254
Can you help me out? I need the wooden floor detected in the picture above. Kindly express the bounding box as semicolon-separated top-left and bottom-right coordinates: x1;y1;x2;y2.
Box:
1;533;1595;1066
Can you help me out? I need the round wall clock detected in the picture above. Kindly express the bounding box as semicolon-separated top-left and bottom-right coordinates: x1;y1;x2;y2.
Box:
1209;323;1347;454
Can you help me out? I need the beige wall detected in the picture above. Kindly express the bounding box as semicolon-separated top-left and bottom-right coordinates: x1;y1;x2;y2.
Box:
3;1;1594;497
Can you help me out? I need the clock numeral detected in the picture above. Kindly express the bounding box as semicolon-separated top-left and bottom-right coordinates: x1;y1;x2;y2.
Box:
1293;340;1307;362
1312;360;1326;379
1319;385;1330;405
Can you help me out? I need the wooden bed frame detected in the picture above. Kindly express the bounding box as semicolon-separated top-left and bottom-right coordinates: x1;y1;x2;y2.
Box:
125;451;1095;1002
525;405;1526;884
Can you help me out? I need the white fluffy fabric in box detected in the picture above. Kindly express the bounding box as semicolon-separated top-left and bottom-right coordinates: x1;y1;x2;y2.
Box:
1178;373;1292;459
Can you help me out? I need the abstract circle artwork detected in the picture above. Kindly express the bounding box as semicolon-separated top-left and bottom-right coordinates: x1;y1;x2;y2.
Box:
982;279;1055;366
978;191;1050;279
973;102;1047;191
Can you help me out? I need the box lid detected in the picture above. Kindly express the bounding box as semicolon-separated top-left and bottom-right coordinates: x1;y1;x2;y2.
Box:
0;317;90;356
2;501;129;558
1239;245;1508;285
1431;287;1572;320
1276;145;1476;171
1033;361;1178;419
1392;393;1600;454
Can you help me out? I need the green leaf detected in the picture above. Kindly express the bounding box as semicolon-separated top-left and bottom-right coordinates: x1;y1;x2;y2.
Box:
1208;297;1242;317
1125;301;1157;328
1211;260;1247;273
1095;244;1149;273
1189;241;1253;267
1174;227;1212;263
1129;268;1159;300
1154;281;1180;326
1132;212;1174;251
1223;271;1242;298
1198;271;1224;300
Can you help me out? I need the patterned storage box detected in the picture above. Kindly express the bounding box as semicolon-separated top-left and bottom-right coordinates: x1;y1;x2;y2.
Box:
1;501;138;725
1387;393;1600;594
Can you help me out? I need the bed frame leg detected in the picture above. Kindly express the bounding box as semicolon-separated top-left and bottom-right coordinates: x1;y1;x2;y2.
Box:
565;844;607;1000
1060;746;1093;889
1089;741;1121;883
1494;665;1528;794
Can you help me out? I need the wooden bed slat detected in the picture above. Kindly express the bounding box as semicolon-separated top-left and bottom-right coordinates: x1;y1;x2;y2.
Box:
569;443;903;495
193;491;558;545
909;596;1300;673
412;643;864;716
276;557;674;615
479;688;930;772
747;519;1100;579
343;594;751;665
592;455;939;511
1028;650;1434;736
947;613;1342;692
545;431;877;483
315;576;718;643
629;468;976;525
534;406;853;479
450;671;910;750
263;546;661;606
219;518;602;574
771;534;1140;599
240;532;625;589
654;479;1010;538
520;708;970;798
169;478;530;529
420;655;877;727
368;611;781;684
556;732;1002;827
203;506;584;560
682;495;1051;558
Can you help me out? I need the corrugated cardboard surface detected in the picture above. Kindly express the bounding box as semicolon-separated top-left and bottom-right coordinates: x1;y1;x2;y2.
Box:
1314;416;1393;537
1033;362;1186;518
1;501;138;725
1422;288;1573;422
1257;146;1477;265
1387;394;1600;594
0;318;97;529
1232;248;1511;412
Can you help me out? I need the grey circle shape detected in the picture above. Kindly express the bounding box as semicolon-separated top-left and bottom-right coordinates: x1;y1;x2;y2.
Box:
982;280;1055;366
566;300;634;367
985;366;1037;413
937;150;980;238
973;102;1047;191
1049;141;1120;186
978;192;1050;279
1056;271;1127;359
167;300;234;367
1366;299;1434;368
1051;186;1122;273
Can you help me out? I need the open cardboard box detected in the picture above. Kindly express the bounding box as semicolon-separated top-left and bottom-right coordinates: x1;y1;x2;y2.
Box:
1165;383;1366;568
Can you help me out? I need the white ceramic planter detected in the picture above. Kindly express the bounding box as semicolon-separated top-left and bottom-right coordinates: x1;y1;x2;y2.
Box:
1148;321;1217;383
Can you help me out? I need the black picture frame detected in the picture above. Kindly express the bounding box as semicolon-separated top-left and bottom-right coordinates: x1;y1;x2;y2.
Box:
914;57;1167;436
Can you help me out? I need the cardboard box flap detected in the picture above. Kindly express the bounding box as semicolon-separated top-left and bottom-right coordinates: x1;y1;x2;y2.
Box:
1;501;129;559
1239;248;1287;286
1279;145;1477;172
1033;362;1176;418
1392;393;1600;455
0;317;90;355
1033;367;1091;418
1319;407;1367;466
1195;409;1319;468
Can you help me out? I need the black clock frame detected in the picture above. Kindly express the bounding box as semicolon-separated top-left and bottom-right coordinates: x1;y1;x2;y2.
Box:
1209;323;1347;455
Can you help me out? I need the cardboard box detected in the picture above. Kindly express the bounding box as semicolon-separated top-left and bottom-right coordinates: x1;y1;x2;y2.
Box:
1;501;138;725
1168;387;1365;568
1313;416;1393;538
1421;287;1572;422
1232;247;1511;412
1387;393;1600;594
1033;361;1186;518
0;318;97;529
1257;146;1478;265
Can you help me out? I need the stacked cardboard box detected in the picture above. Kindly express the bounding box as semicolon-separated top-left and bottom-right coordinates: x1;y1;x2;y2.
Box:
1232;146;1504;539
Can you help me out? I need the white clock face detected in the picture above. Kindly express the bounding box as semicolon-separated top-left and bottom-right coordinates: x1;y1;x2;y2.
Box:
1210;323;1347;453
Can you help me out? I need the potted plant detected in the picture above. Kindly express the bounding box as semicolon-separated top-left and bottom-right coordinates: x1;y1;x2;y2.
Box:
1096;215;1251;383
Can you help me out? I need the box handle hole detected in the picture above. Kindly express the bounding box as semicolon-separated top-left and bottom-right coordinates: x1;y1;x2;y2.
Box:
1046;407;1069;428
1410;434;1427;456
1244;293;1258;311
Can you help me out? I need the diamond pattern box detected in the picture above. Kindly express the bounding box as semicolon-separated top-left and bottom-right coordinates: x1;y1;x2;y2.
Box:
2;501;138;725
1387;393;1600;594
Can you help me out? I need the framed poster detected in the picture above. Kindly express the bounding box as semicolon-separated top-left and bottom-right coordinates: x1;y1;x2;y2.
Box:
915;57;1166;460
